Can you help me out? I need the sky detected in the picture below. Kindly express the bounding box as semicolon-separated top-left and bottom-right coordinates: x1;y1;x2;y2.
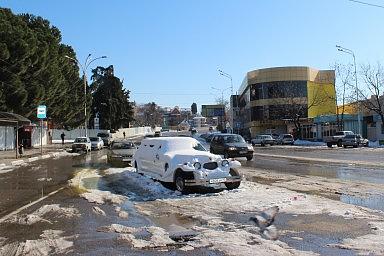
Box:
1;0;384;111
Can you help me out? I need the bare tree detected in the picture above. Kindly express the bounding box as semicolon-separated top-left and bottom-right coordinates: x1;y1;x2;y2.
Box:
334;63;354;130
269;81;334;139
359;63;384;130
134;102;163;128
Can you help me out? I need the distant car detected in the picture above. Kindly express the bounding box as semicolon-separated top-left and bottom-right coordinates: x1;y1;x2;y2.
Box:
277;134;294;145
107;141;137;167
72;137;91;153
154;131;161;137
97;132;113;146
89;137;104;150
210;133;254;161
342;134;369;148
133;137;242;193
251;135;276;146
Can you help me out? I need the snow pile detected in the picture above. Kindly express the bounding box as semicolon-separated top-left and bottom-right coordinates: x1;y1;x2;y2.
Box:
98;224;176;249
134;181;384;255
0;230;75;256
294;140;326;146
82;189;126;204
6;204;80;225
368;140;384;148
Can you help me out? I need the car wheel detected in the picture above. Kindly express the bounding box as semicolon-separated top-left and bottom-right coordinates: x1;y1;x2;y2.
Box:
327;142;332;148
337;140;343;147
246;155;253;161
174;172;188;193
353;145;358;148
343;145;347;148
225;169;241;190
261;142;265;147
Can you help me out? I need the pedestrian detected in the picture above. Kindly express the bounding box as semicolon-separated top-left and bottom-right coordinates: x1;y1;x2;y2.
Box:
123;131;126;139
18;142;24;157
61;132;65;145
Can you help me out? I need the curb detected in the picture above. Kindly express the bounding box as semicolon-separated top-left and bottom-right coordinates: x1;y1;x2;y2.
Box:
1;150;69;172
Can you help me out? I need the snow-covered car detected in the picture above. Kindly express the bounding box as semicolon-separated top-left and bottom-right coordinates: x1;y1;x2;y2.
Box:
72;137;91;153
89;136;104;150
107;140;137;167
133;137;242;193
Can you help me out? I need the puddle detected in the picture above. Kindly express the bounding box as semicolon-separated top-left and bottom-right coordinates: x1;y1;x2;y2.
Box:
222;212;372;256
340;194;384;211
148;213;201;230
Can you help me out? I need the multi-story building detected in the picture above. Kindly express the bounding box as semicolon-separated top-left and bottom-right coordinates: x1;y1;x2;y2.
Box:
237;66;336;139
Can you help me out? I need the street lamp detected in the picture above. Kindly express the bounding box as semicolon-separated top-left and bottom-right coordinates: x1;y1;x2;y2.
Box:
65;54;107;137
218;69;238;133
211;86;231;105
336;45;361;135
211;86;231;130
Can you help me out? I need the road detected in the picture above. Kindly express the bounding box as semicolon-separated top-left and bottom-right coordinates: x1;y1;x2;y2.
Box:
0;143;383;255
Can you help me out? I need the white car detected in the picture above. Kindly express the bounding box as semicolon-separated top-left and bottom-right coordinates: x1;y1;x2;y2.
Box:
90;136;104;150
133;137;242;193
72;137;92;153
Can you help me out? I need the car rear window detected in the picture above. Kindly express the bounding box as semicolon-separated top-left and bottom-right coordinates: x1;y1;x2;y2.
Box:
89;137;98;141
75;138;88;143
112;142;134;149
283;135;293;138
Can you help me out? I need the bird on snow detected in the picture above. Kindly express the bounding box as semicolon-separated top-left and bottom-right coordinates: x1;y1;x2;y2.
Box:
249;206;279;240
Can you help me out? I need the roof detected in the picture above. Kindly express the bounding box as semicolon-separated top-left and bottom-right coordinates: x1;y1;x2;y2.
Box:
0;112;31;126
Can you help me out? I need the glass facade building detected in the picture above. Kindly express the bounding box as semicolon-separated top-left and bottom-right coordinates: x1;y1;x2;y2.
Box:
237;66;336;139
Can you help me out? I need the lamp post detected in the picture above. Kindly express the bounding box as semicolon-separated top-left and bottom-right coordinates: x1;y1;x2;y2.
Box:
218;69;238;133
211;86;231;130
336;45;361;135
65;54;107;137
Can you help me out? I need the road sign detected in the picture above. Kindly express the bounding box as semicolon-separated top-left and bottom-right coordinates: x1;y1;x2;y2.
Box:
37;105;47;119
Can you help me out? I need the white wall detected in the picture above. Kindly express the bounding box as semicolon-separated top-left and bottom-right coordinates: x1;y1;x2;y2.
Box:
0;126;15;150
31;127;48;147
51;127;153;140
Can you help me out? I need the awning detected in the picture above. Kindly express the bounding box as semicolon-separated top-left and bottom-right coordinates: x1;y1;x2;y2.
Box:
0;112;31;126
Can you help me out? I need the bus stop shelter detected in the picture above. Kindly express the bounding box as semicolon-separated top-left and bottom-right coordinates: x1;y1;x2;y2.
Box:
0;112;31;158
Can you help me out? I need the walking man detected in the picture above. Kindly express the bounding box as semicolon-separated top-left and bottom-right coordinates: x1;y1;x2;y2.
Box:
61;132;65;145
123;131;126;139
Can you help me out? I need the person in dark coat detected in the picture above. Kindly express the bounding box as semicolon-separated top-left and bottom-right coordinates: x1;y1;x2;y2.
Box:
61;132;65;145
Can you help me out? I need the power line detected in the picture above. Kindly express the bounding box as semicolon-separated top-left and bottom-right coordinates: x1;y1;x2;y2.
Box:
347;0;384;9
132;92;213;96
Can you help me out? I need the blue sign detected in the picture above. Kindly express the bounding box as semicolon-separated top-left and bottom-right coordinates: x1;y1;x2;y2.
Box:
37;105;47;119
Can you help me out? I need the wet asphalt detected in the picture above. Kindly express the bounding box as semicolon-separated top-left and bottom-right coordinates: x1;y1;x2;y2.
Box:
0;144;383;255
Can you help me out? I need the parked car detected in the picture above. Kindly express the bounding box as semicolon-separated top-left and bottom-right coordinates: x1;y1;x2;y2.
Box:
154;131;161;137
89;136;104;150
342;134;369;148
72;137;91;153
97;132;113;146
324;131;354;148
133;137;242;193
209;133;254;161
251;135;276;146
276;134;295;145
107;141;137;167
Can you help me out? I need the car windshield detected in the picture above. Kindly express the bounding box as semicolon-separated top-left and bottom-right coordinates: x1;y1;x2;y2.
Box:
262;135;272;139
75;138;88;143
89;137;99;142
192;142;207;152
223;135;245;143
283;135;293;138
97;133;109;138
112;142;135;149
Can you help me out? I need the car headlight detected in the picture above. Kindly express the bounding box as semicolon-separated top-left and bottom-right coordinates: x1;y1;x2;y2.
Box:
247;145;253;150
193;162;201;170
228;147;236;151
221;160;229;167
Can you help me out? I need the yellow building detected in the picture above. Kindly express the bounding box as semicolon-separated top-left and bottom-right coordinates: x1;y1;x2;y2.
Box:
237;66;336;139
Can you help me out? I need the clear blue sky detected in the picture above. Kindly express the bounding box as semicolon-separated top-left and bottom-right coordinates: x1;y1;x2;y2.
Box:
1;0;383;111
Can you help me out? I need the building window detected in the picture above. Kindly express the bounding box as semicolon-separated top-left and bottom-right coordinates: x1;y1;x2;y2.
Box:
250;81;307;101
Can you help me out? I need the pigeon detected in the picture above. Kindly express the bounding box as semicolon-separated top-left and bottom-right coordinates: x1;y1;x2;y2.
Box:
249;206;279;240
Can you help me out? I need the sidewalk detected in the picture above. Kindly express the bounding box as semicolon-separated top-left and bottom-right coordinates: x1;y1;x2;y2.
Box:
0;143;71;168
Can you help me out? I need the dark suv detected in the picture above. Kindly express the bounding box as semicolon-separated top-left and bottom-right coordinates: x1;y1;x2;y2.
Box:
209;133;254;161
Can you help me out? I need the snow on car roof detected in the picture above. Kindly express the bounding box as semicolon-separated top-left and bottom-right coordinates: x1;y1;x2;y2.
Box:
142;136;201;151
